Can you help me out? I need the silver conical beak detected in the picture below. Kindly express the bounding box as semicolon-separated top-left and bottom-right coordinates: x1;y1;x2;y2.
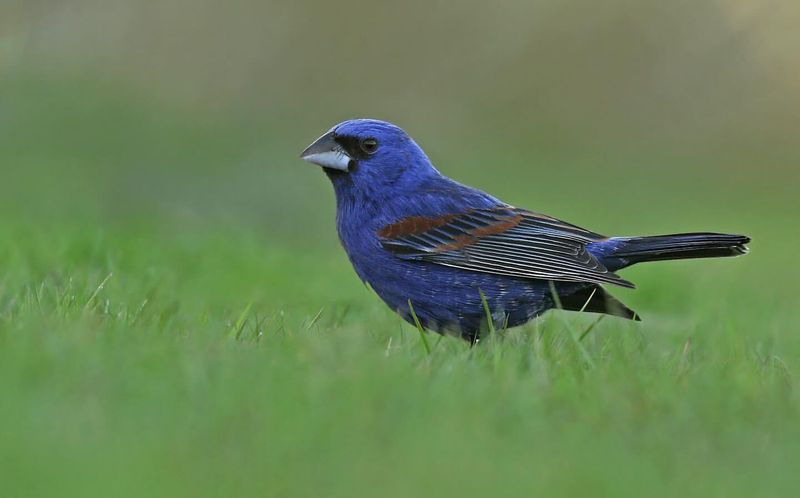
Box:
300;131;352;171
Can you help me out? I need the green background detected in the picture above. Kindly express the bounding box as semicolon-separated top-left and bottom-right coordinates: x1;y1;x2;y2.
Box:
1;1;798;497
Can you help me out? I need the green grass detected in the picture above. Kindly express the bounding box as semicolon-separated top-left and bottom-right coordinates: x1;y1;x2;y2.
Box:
1;220;797;498
1;77;799;497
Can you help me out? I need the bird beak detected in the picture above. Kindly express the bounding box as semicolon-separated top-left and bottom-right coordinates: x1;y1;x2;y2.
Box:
300;130;352;171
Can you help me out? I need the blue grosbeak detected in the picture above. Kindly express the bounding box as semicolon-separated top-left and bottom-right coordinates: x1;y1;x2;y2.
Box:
301;119;749;342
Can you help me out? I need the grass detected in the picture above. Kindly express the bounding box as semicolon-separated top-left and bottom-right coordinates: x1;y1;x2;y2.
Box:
1;220;797;498
1;77;799;497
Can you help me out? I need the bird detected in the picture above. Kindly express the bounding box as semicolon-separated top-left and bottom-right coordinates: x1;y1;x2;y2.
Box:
300;119;750;343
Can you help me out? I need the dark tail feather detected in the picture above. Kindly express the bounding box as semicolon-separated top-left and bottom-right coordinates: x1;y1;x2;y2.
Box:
611;232;750;267
559;285;641;321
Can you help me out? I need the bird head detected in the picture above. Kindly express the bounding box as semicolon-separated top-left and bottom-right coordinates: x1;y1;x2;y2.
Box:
300;119;439;197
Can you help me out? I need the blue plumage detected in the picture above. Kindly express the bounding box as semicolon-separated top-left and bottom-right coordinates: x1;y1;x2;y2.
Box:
300;119;750;342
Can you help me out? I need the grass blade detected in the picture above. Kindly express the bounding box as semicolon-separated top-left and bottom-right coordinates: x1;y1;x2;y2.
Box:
478;288;496;336
305;307;324;330
228;302;253;340
407;299;431;355
579;315;605;342
84;273;113;312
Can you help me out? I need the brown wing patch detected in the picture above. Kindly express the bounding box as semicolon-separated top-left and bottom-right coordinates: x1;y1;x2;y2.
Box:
435;214;524;251
377;214;457;239
378;206;634;288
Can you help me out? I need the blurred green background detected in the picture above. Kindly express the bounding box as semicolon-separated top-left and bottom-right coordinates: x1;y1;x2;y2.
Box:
1;1;799;497
3;0;798;232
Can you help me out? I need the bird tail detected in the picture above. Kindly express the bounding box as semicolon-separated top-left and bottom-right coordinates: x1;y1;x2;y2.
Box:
608;232;750;267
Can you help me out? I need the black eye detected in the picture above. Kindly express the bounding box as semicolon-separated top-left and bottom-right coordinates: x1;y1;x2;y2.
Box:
360;138;378;154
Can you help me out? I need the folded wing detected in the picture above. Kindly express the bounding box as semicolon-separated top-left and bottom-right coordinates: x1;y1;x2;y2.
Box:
378;206;634;288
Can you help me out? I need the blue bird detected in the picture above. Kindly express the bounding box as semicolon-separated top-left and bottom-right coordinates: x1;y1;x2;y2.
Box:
300;119;750;342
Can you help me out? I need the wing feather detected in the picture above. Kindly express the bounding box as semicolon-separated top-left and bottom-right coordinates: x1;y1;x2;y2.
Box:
378;206;634;288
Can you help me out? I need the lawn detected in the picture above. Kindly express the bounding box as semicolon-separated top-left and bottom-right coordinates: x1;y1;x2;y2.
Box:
0;78;798;498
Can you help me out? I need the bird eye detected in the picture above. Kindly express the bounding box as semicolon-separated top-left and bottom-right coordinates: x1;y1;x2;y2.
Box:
360;138;378;154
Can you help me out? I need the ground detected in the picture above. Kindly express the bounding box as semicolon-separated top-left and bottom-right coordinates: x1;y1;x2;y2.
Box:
0;78;798;498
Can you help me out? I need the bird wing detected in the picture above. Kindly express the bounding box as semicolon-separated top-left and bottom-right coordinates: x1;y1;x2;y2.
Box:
378;206;634;288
